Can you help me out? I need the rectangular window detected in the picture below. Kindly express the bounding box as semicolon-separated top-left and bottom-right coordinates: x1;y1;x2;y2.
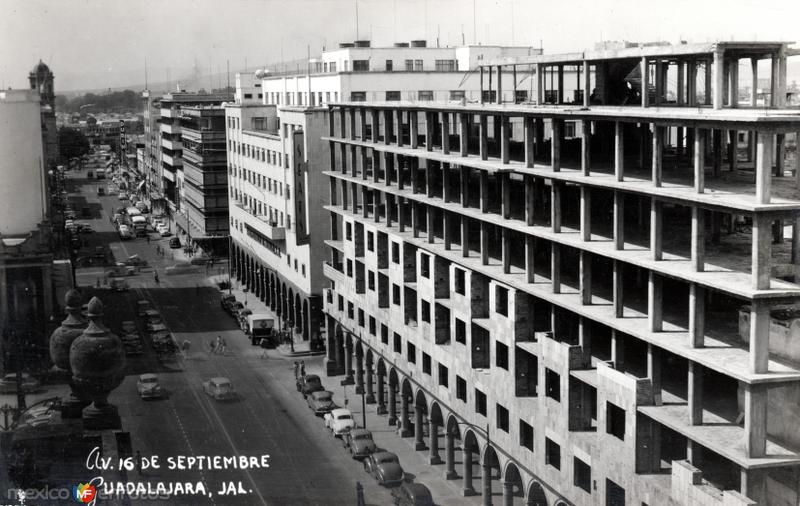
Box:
574;458;591;493
417;90;434;101
450;90;466;101
358;308;365;327
435;59;456;71
564;121;577;138
352;60;369;71
475;389;487;416
606;479;625;506
495;286;508;316
456;376;467;402
346;222;353;241
367;232;374;251
405;59;414;71
496;341;509;370
414;60;423;71
520;421;534;451
419;253;430;278
346;259;353;277
496;404;509;432
381;324;389;344
438;364;449;388
386;91;401;101
606;402;626;441
347;301;354;319
407;342;416;364
368;271;375;291
391;242;400;263
545;368;561;402
385;60;393;71
546;438;561;470
350;91;366;102
454;268;465;295
422;353;431;375
421;300;431;323
393;284;401;306
338;295;344;311
393;332;402;352
455;319;466;344
369;316;376;335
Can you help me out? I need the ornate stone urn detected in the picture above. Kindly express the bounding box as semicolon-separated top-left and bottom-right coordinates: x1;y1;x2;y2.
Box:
69;296;125;430
48;289;90;418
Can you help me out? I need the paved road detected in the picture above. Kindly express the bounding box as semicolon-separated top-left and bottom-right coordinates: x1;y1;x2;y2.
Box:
70;174;395;505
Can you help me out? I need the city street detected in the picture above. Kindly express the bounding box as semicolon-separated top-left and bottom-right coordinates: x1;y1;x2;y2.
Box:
67;170;396;506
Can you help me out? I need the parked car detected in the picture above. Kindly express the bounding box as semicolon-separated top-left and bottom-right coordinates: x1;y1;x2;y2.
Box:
137;374;164;399
364;451;405;487
96;187;105;196
203;377;236;401
306;390;336;416
220;293;236;311
343;428;377;459
0;373;40;394
79;223;94;233
18;397;61;428
105;263;135;277
118;225;134;240
227;301;244;317
169;237;181;249
299;374;324;398
136;299;153;317
110;278;129;291
118;192;128;200
123;254;147;267
324;408;356;437
391;482;434;506
158;225;171;237
165;262;200;275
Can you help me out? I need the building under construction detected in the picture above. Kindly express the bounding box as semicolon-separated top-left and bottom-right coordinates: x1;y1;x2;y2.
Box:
322;41;800;505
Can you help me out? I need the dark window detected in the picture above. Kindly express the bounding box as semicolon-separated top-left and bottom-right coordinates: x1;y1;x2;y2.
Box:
454;268;465;294
496;341;509;370
385;60;393;71
386;91;401;101
496;404;509;432
520;421;534;451
495;286;508;316
244;93;253;99
407;342;416;364
422;353;431;375
606;479;625;506
418;90;434;101
475;389;487;416
456;376;467;402
438;364;449;388
405;59;414;71
574;458;591;493
514;90;528;103
358;309;365;327
347;302;354;319
392;242;400;263
435;59;456;71
545;368;561;402
381;324;389;344
420;253;430;278
368;271;375;291
450;90;466;101
346;259;353;277
421;300;431;323
606;402;626;441
455;319;466;344
350;91;366;102
367;232;374;251
353;60;369;72
393;284;401;305
394;333;402;353
337;295;344;311
482;90;497;102
545;438;561;470
346;222;352;240
369;316;376;335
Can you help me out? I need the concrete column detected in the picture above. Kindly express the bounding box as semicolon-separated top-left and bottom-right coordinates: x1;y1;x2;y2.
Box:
730;57;739;107
648;271;663;332
694;128;706;193
641;57;649;107
334;330;344;374
442;112;451;155
355;352;364;391
677;61;686;105
728;130;739;172
749;300;770;374
551;182;561;233
444;429;458;479
687;60;697;106
536;63;544;104
613;192;624;250
583;60;591;107
615;121;624;181
611;330;624;368
580;250;592;305
399;393;411;437
744;383;767;457
552;243;561;294
752;213;772;290
365;361;375;404
525;236;536;283
691;207;705;271
461;217;470;258
713;49;725;109
524;175;535;226
756;132;773;204
500;116;510;164
650;199;663;260
582;119;591;175
479;115;489;160
689;283;705;348
480;223;489;265
388;384;397;426
343;340;353;381
652;125;663;187
411;201;420;238
655;59;664;105
502;228;511;274
776;133;786;176
524;116;535;168
613;260;624;318
580;186;591;241
429;421;442;464
502;481;514;506
551;119;562;171
712;129;723;177
414;408;426;450
688;361;703;425
376;370;386;414
481;460;493;506
371;110;380;142
384;110;393;145
427;207;435;244
479;171;489;213
406;111;417;149
647;343;662;399
500;173;510;219
751;58;759;106
460;113;469;157
463;448;476;496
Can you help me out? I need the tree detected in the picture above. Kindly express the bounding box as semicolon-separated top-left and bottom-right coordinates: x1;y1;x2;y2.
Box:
58;127;90;161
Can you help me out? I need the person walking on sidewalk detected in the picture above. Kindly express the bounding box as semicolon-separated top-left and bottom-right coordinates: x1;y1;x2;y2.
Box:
293;361;300;380
299;361;306;378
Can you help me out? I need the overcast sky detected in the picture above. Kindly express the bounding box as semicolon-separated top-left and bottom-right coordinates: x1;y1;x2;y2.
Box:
2;0;799;92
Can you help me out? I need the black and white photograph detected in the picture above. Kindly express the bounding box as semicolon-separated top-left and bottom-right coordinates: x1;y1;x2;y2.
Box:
1;0;800;504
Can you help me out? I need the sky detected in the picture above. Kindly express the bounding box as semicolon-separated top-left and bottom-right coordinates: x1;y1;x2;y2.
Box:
1;0;799;92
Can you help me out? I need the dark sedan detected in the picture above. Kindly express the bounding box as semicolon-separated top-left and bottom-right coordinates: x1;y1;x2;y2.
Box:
306;390;336;415
343;428;377;459
299;374;324;397
391;482;434;506
364;451;404;487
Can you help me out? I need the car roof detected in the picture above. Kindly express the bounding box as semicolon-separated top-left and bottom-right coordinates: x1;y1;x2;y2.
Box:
313;390;333;397
331;408;350;416
305;374;320;381
372;451;397;460
350;428;371;436
211;377;230;383
139;373;157;380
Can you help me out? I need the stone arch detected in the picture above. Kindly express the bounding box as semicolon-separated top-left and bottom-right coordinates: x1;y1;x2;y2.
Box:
288;288;295;326
526;481;548;506
503;461;525;502
269;273;276;310
376;357;387;376
388;366;399;387
302;299;309;340
445;414;462;441
294;293;302;333
463;429;480;452
400;376;413;398
429;401;444;425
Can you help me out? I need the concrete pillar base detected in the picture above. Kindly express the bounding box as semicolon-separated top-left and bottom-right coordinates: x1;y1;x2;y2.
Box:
323;358;339;377
388;416;397;426
415;442;428;451
463;487;477;497
429;455;443;465
376;405;387;415
399;429;413;438
445;470;459;480
365;394;376;405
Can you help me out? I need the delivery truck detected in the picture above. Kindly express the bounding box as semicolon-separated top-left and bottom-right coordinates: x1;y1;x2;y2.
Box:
245;314;275;346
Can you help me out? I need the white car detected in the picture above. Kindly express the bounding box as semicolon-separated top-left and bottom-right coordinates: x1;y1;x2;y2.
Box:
324;408;356;437
157;225;171;237
118;192;128;200
203;377;236;401
137;374;164;399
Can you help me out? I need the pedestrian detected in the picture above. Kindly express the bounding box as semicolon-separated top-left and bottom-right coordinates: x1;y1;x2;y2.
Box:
293;361;299;380
134;450;142;475
209;340;216;354
259;338;269;358
300;360;306;378
153;272;159;284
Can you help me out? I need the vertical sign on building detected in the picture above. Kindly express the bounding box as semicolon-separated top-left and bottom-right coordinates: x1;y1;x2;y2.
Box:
292;130;309;246
119;120;126;164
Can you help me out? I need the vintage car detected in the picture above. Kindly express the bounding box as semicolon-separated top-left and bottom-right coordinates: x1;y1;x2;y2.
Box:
343;428;377;459
123;254;147;267
109;278;129;291
391;482;434;506
137;374;164;400
298;374;324;398
324;408;356;437
363;451;405;487
306;390;336;416
106;263;135;278
136;299;153;317
203;377;235;401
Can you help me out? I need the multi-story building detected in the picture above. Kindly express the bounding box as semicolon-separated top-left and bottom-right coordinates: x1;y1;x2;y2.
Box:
227;41;540;349
323;41;800;506
142;90;162;198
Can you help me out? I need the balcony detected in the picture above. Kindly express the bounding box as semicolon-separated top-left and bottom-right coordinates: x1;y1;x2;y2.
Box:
255;216;286;240
162;138;182;151
161;152;182;167
160;122;180;135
